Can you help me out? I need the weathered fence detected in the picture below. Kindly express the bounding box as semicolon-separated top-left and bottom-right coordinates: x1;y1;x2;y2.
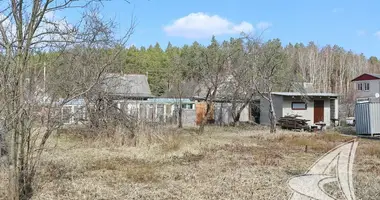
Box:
117;100;196;126
59;98;251;127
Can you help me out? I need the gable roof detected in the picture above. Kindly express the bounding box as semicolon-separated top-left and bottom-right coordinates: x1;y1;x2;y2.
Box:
272;92;338;97
351;73;380;82
101;73;153;98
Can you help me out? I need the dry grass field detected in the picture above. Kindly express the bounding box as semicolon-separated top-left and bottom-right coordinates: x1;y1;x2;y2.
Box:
1;126;380;200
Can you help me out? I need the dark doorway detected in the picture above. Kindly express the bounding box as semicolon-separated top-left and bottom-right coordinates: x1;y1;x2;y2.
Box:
314;100;324;123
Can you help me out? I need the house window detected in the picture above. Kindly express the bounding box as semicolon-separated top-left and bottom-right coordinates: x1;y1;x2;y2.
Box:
357;83;363;91
364;83;370;91
181;103;194;109
291;102;307;110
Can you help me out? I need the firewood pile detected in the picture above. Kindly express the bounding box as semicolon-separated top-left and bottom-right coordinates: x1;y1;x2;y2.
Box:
277;115;310;131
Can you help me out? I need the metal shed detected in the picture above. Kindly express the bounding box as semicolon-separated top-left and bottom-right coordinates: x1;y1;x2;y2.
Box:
355;99;380;136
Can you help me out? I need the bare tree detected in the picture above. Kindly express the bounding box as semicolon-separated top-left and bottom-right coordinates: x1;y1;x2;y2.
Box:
225;37;260;126
0;1;134;199
250;39;289;133
197;37;234;134
167;54;196;128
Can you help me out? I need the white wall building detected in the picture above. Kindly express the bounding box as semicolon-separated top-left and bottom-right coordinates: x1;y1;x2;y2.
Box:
260;92;339;127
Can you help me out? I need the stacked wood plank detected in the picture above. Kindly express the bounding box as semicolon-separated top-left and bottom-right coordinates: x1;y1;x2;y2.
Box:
277;115;310;131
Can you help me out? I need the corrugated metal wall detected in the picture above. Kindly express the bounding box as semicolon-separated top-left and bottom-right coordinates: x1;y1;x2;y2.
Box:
369;103;380;134
355;101;380;135
355;103;370;134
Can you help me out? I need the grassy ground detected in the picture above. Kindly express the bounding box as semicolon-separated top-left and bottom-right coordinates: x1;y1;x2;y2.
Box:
1;126;380;199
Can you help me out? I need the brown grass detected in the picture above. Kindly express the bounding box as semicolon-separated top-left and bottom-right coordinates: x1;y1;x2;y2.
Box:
362;142;380;158
0;126;379;200
86;157;160;183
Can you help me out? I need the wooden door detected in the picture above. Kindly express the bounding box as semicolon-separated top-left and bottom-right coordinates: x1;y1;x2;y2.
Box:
314;100;324;123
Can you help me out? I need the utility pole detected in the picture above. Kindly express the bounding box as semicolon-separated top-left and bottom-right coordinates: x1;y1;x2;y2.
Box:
43;62;46;103
43;62;46;93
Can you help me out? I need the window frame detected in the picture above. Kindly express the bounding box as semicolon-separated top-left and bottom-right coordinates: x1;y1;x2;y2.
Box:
364;82;370;91
357;83;363;91
291;102;307;110
181;103;195;110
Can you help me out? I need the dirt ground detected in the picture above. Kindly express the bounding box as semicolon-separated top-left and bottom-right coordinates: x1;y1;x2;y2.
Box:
1;126;380;200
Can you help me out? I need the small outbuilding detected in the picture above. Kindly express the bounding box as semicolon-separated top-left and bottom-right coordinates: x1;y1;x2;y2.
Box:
260;92;339;127
351;73;380;136
355;98;380;136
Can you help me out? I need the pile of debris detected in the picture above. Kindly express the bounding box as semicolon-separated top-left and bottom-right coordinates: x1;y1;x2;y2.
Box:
277;115;310;131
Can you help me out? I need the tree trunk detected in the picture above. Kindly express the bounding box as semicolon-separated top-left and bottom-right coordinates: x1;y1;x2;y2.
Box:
268;94;277;133
198;87;217;134
231;101;237;127
178;98;183;128
198;101;211;134
231;95;253;127
232;113;240;127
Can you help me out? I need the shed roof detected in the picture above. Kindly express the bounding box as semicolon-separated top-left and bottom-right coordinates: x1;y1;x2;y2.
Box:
101;73;153;98
351;73;380;82
271;92;339;97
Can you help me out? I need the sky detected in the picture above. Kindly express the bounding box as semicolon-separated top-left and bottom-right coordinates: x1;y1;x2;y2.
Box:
64;0;380;57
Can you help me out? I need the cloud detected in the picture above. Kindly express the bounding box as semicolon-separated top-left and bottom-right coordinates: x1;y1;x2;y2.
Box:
357;30;367;36
163;12;254;39
374;31;380;39
257;21;272;31
332;8;344;13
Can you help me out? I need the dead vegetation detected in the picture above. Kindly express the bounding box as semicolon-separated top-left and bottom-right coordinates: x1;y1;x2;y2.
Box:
1;126;379;199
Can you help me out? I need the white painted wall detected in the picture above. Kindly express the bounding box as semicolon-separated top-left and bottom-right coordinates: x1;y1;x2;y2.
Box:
260;95;283;125
214;102;250;124
323;99;331;125
354;80;380;99
334;98;339;120
239;106;250;122
282;97;314;123
281;97;332;126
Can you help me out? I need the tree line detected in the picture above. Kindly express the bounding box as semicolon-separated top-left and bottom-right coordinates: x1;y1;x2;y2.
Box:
93;36;377;122
99;39;378;102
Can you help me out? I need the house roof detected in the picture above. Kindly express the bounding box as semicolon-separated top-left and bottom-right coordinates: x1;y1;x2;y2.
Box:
65;98;85;106
54;98;85;106
271;92;339;97
101;73;153;98
351;73;380;82
146;98;194;104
